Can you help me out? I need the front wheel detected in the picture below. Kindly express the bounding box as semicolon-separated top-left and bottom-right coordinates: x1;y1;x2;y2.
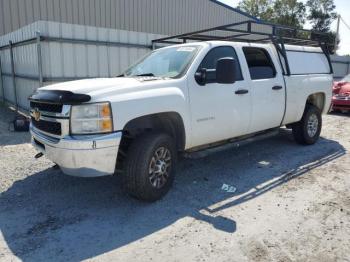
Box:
292;104;322;145
123;132;177;202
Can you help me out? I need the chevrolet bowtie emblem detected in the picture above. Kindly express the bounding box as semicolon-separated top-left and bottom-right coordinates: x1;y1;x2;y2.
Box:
33;108;41;121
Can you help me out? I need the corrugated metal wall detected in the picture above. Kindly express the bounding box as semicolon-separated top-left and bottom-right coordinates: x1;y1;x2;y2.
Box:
3;1;348;111
0;0;256;110
0;0;254;37
0;21;164;110
0;42;39;109
40;22;163;79
331;55;350;80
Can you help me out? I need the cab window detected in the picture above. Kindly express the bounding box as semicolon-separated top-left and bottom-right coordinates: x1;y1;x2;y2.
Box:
198;46;243;83
243;47;276;80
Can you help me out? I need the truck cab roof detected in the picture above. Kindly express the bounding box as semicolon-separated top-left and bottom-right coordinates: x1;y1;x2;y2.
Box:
164;40;323;53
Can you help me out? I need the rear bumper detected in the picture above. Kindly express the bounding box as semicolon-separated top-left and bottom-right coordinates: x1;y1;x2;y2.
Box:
31;126;121;177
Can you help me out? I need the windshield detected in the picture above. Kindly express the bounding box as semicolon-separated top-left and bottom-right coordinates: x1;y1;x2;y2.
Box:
341;74;350;82
123;46;199;78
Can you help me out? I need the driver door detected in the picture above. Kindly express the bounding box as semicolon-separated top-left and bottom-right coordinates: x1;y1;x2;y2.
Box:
188;46;251;147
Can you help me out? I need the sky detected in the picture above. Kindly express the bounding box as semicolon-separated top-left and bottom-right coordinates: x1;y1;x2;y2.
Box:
219;0;350;55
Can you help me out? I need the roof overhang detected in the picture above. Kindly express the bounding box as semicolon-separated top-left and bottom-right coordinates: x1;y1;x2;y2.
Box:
209;0;260;22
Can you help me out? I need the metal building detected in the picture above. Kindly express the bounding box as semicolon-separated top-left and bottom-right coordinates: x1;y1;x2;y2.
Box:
0;0;259;110
0;0;257;37
1;0;348;111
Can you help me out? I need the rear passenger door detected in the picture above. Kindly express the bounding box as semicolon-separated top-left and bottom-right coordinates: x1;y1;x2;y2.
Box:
242;47;285;133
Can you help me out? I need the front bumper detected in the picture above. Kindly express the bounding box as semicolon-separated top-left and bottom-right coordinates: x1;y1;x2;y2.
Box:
31;126;121;177
332;96;350;111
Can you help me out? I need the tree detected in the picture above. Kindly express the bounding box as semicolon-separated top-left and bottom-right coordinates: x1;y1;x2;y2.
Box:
271;0;306;28
238;0;274;21
306;0;337;32
238;0;306;28
237;0;337;52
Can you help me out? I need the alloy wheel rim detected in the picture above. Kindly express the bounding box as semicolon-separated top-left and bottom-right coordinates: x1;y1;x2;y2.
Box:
149;147;172;189
307;113;319;137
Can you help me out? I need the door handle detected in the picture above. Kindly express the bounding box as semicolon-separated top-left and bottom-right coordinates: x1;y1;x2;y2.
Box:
235;89;249;95
272;85;283;90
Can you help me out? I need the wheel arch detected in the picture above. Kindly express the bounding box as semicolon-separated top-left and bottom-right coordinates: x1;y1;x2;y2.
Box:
306;92;326;112
121;112;186;152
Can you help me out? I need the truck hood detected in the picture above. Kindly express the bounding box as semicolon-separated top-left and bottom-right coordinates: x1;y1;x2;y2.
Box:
37;76;180;103
39;77;151;95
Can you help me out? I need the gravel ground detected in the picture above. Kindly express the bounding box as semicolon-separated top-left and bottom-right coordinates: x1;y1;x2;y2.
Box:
0;104;349;262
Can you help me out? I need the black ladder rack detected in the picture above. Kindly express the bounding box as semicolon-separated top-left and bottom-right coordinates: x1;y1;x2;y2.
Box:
152;20;334;75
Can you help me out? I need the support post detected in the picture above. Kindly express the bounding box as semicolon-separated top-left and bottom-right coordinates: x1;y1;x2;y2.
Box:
36;31;43;88
247;21;252;32
279;37;291;76
9;41;18;111
334;15;340;53
0;53;4;102
272;25;276;36
320;42;334;74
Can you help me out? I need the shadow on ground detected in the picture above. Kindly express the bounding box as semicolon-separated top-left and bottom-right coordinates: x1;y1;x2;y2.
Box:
0;131;346;261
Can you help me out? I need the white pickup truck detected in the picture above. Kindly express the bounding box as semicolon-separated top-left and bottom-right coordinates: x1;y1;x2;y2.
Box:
29;35;333;201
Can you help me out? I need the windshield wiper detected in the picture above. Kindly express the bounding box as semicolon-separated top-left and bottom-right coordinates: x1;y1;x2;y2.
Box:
136;73;155;77
117;73;158;78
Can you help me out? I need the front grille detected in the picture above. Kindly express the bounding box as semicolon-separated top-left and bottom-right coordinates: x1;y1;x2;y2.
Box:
31;117;62;136
30;101;63;113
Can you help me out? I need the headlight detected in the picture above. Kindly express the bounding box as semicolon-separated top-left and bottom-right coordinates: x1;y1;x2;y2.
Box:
70;102;113;134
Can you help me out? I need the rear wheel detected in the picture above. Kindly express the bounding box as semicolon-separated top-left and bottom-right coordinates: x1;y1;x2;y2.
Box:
292;104;322;145
123;132;177;202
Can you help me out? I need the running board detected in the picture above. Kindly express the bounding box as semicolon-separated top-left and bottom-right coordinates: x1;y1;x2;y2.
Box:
184;128;280;159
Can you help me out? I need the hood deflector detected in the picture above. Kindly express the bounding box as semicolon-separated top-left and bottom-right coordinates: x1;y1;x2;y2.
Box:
28;90;91;105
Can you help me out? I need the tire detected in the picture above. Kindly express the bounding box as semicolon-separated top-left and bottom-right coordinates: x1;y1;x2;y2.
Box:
123;132;177;202
292;104;322;145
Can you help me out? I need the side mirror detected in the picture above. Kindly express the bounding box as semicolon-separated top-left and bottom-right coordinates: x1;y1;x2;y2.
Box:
216;57;236;84
195;68;207;86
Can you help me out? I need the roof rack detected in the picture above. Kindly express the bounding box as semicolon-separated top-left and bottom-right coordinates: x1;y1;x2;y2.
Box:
152;20;334;75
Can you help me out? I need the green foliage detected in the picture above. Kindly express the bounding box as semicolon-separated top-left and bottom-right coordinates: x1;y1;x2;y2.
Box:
271;0;306;28
306;0;337;32
237;0;337;32
238;0;274;21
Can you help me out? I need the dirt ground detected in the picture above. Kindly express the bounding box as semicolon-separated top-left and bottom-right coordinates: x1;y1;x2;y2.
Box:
0;104;349;262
